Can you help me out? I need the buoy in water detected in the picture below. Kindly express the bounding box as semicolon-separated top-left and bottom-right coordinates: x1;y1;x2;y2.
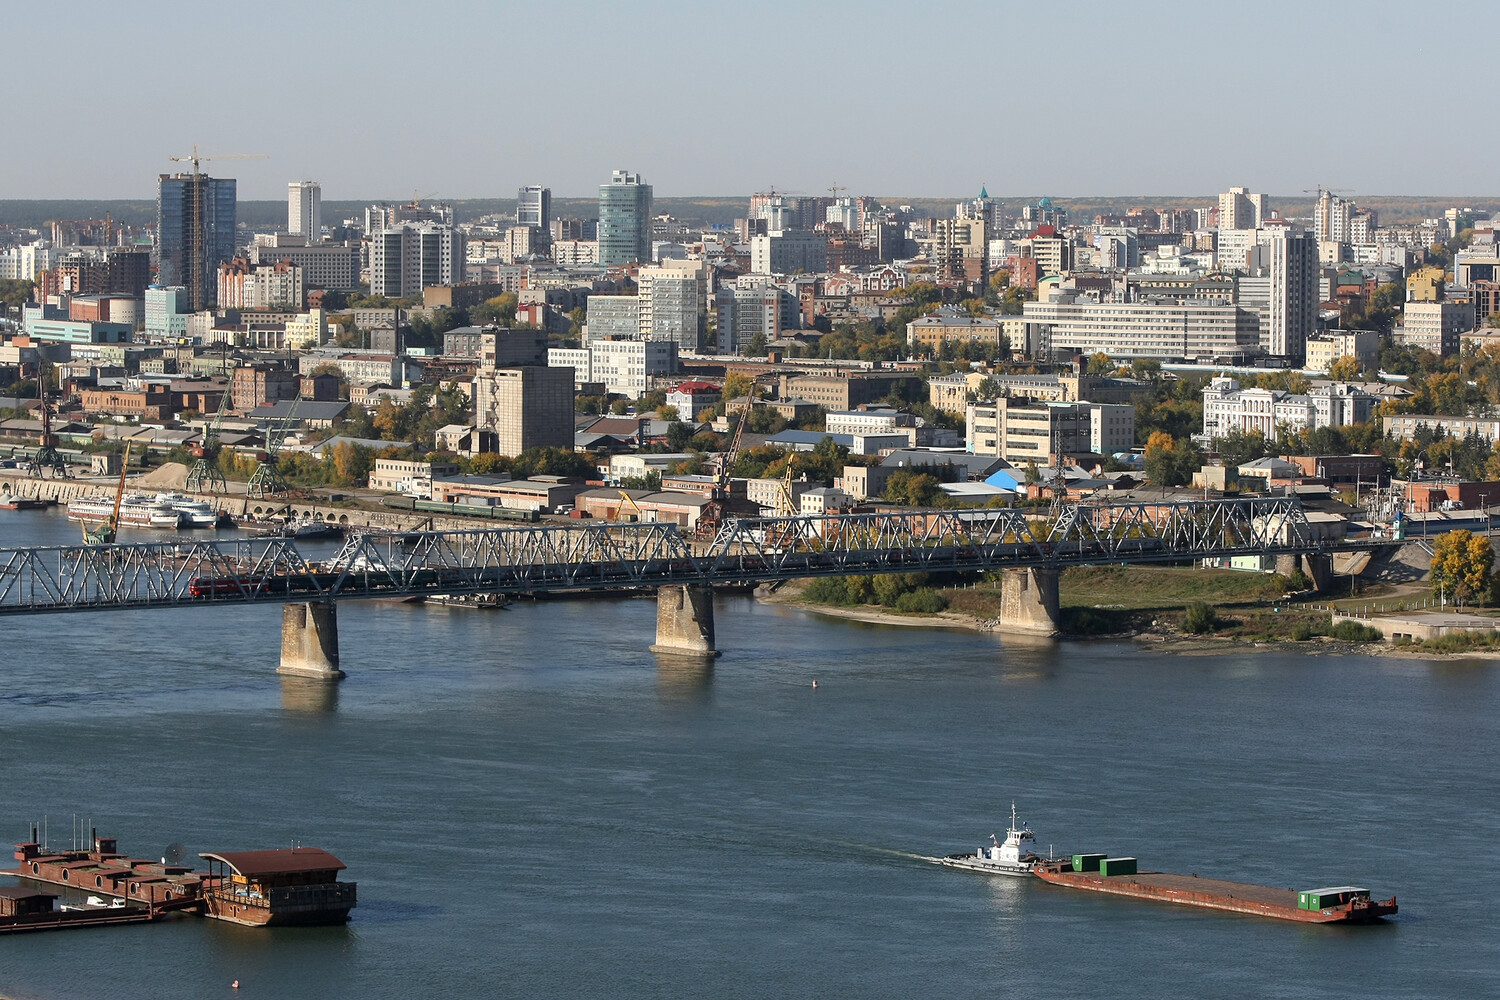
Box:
811;679;818;689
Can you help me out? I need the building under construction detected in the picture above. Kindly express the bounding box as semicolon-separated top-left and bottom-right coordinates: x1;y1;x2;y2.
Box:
155;171;237;312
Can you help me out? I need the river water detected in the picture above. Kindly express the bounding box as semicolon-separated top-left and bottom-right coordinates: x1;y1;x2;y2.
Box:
0;507;1495;999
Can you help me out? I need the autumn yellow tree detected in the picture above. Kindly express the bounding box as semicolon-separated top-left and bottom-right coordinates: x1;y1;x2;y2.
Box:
1328;355;1362;380
1431;529;1494;607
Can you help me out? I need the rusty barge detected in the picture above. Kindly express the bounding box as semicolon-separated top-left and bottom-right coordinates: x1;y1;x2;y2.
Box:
3;830;355;931
1034;855;1397;924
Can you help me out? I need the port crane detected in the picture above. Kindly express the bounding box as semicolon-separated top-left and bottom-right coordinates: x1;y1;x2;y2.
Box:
185;373;236;494
692;392;761;541
26;362;68;479
246;392;301;499
82;441;133;545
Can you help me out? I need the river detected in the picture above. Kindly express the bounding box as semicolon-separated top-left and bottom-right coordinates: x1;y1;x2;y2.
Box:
0;507;1495;998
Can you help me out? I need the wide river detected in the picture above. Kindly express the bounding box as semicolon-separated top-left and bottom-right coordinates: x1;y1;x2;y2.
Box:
0;507;1495;998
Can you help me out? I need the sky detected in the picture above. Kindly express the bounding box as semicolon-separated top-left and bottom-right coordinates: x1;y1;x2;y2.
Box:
6;0;1495;202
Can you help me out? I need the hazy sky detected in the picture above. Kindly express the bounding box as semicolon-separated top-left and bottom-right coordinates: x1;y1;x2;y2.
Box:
8;0;1493;201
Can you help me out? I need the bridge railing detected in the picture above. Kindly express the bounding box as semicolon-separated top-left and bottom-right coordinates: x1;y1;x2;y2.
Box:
0;497;1326;614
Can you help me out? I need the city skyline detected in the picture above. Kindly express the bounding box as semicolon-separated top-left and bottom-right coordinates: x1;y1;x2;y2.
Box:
5;0;1497;201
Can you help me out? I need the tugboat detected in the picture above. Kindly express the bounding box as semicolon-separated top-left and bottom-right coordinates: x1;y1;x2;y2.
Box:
933;803;1044;877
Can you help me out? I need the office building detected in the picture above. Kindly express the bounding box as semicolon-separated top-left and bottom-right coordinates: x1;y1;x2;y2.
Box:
637;262;705;351
248;238;360;291
517;185;551;230
598;170;653;265
288;181;322;241
1397;301;1476;356
715;283;798;353
1304;329;1379;372
967;398;1135;464
155;172;237;312
144;286;191;340
749;231;828;275
548;342;673;397
472;366;575;457
584;295;642;342
1021;297;1262;361
370;224;465;298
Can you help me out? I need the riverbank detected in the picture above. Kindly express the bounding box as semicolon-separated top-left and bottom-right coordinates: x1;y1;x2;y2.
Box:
760;568;1469;657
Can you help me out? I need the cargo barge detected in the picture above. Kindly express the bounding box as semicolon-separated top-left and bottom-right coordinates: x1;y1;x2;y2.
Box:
1034;855;1397;924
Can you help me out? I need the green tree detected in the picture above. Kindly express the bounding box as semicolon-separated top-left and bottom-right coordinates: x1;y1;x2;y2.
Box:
470;293;518;327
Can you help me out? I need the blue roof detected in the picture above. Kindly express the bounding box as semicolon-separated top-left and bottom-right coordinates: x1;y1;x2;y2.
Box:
985;468;1022;491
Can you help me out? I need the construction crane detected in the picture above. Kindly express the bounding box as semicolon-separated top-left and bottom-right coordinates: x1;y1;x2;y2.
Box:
168;145;268;177
83;441;133;545
26;362;68;479
185;373;236;494
828;183;847;198
246;392;301;499
167;147;267;311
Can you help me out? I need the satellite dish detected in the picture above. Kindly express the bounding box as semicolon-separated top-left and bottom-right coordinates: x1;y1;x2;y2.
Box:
162;842;187;865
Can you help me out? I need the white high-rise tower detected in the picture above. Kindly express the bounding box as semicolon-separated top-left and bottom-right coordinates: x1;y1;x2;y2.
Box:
288;181;322;242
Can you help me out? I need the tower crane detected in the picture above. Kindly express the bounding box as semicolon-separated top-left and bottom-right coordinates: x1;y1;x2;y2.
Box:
828;183;847;198
168;145;268;177
246;392;301;499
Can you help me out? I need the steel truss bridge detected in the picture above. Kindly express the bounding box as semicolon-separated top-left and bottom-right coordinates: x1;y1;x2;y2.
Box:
0;498;1368;617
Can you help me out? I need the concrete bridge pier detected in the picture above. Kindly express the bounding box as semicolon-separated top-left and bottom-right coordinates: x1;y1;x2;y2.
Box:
278;602;345;680
1277;553;1334;593
995;568;1061;638
649;585;720;658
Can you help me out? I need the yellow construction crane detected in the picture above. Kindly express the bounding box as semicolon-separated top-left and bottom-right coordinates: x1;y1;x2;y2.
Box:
169;145;268;176
83;441;135;545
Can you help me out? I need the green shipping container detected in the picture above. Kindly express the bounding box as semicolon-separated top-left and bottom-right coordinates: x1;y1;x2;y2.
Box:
1072;853;1107;872
1100;857;1137;877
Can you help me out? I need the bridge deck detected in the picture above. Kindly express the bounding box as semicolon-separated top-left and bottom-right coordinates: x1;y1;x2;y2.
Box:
0;499;1380;615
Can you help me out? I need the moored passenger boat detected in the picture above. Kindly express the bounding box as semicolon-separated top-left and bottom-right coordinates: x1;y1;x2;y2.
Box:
199;847;356;926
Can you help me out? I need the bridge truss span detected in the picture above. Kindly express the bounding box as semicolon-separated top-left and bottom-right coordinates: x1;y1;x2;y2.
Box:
0;497;1332;616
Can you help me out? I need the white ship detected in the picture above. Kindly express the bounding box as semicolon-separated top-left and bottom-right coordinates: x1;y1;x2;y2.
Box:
932;803;1043;877
152;492;220;528
67;493;184;529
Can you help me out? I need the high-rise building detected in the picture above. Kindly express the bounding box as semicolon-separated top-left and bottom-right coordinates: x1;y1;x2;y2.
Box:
369;224;465;298
1251;225;1318;362
1313;189;1353;244
598;170;652;265
155;172;237;312
288;181;322;242
1217;186;1267;232
517;185;551;230
636;266;701;351
472;364;575;458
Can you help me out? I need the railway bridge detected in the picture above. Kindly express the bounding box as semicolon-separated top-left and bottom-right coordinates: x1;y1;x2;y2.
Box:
0;497;1374;679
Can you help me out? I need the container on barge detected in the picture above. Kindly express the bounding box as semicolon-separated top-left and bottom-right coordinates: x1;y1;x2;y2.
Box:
1033;858;1396;924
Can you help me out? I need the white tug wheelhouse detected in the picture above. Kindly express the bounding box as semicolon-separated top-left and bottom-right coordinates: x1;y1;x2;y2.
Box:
935;802;1041;877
